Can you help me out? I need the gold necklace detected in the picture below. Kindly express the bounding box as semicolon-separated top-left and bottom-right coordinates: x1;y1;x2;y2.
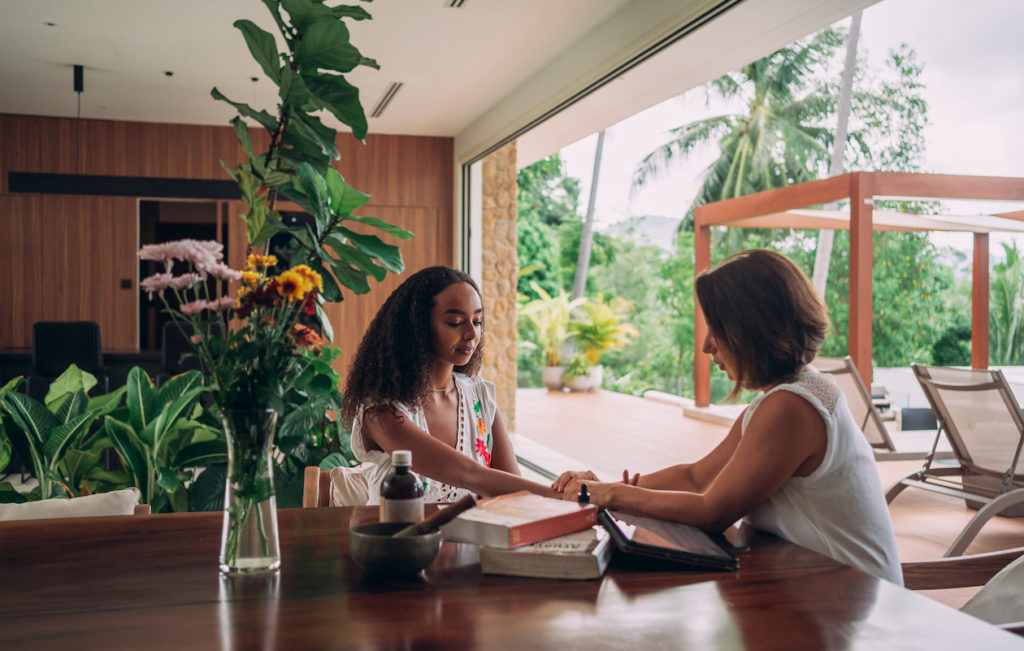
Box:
431;376;453;392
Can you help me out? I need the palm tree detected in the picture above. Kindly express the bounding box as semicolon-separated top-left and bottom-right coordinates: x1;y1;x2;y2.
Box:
631;28;844;236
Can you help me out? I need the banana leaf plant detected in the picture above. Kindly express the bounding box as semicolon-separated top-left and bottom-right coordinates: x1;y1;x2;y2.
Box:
103;368;224;513
0;365;127;502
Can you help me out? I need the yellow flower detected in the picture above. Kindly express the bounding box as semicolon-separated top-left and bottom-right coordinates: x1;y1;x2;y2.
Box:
245;253;278;270
275;269;312;302
241;271;260;287
291;264;323;292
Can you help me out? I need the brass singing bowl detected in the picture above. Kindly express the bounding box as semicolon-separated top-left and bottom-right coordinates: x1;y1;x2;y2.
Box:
348;522;443;576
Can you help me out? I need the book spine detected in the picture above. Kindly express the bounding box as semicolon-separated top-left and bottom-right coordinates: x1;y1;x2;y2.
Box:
507;507;597;547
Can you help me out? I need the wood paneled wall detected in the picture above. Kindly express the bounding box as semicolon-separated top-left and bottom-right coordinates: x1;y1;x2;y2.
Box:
1;114;454;378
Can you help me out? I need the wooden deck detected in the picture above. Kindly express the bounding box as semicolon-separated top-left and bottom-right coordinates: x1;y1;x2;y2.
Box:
513;388;1024;609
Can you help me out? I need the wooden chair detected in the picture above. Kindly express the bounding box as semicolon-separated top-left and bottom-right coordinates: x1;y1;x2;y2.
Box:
887;364;1024;556
903;546;1024;636
816;356;952;461
302;466;332;508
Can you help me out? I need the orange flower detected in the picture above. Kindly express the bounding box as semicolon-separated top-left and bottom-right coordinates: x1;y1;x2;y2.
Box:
245;253;278;270
274;270;311;302
291;324;323;350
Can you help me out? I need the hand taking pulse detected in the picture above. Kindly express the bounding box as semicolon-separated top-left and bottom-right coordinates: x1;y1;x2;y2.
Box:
552;470;641;507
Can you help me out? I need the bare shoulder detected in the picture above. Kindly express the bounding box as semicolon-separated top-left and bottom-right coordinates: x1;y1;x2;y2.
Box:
749;389;826;433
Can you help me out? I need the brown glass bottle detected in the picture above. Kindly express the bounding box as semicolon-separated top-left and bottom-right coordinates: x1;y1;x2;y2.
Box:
379;450;425;523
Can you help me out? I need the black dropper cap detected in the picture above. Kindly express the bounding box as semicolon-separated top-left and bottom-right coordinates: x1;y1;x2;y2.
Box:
577;483;590;505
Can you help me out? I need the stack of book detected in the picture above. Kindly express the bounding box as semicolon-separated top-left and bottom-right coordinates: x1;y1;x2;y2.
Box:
440;491;609;579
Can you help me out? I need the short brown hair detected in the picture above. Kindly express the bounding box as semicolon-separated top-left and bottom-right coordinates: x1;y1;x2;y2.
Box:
695;249;829;399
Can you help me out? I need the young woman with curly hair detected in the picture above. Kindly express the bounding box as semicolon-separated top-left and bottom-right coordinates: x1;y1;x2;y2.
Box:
340;266;555;504
553;250;902;584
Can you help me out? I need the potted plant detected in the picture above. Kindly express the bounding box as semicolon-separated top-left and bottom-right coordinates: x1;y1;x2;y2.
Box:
518;282;585;391
562;354;594;392
568;295;638;390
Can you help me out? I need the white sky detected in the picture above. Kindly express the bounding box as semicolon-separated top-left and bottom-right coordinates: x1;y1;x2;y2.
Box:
559;0;1024;259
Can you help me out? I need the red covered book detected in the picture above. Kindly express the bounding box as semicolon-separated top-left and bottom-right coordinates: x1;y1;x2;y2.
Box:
440;491;598;549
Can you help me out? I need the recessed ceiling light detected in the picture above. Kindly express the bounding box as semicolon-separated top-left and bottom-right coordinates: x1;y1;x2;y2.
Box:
164;71;174;77
43;21;57;27
250;77;258;82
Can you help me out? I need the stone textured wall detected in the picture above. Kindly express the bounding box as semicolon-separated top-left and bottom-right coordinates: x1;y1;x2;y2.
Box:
480;142;518;432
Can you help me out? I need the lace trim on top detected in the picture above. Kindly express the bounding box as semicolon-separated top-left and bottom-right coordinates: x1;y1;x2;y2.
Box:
789;372;840;415
435;383;465;503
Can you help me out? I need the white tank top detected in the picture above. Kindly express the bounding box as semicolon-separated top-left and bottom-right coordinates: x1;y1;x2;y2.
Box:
742;371;903;585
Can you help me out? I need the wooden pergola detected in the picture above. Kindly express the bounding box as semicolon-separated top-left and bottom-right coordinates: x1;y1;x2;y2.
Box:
693;172;1024;407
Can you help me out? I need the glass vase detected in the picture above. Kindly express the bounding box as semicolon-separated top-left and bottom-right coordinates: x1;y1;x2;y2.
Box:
219;408;281;575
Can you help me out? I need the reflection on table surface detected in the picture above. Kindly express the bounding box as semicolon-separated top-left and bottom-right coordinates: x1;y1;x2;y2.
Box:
1;506;1019;649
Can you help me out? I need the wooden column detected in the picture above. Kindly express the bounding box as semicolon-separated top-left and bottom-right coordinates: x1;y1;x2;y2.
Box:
848;173;874;383
694;210;712;407
972;232;990;369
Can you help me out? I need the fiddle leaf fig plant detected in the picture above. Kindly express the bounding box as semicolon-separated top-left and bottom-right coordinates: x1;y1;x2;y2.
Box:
212;0;413;311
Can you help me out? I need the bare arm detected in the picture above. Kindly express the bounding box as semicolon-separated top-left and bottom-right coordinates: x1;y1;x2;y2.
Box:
552;409;746;493
561;391;826;531
363;408;555;498
487;408;521;476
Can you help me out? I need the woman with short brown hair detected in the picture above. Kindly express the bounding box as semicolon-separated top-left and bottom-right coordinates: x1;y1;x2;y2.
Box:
555;250;902;584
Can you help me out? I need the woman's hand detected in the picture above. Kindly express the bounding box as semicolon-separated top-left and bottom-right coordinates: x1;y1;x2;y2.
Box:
621;470;640;486
560;478;618;508
552;470;599;493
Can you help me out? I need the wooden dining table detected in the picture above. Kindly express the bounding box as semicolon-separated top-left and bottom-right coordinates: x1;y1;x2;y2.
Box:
1;506;1020;650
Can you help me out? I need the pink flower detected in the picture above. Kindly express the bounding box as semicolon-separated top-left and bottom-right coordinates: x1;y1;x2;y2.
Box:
190;335;201;344
170;273;202;290
204;262;241;281
140;272;174;299
179;300;208;316
210;296;237;312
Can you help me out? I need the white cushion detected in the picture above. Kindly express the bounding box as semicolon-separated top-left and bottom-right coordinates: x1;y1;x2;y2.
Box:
330;464;374;507
961;553;1024;625
0;488;142;522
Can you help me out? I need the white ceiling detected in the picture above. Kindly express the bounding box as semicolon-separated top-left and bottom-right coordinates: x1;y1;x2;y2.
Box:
0;0;876;167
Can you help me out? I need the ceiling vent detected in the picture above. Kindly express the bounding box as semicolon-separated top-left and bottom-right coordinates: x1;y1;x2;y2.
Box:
443;0;467;7
370;82;403;118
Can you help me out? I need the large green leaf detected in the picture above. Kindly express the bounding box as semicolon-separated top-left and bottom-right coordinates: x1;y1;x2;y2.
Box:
294;17;361;73
156;467;180;493
330;4;372;21
278;403;321;443
86;384;127;413
189;465;226;511
278;65;313;108
210;88;278;132
337;227;405;273
42;410;100;462
44;364;97;411
345;215;415;240
282;0;332;29
126;367;160;433
152;387;205;456
319;451;355;470
290;111;339;159
320;251;371;294
104;416;148;491
304;73;367;140
314;300;334;343
233;19;281;83
53;390;88;424
0;482;27;504
323;167;370;214
157;371;205;406
3;392;60;447
281;131;332;170
0;433;10;476
231;116;256;160
324;234;386;281
62;449;103;490
175;440;228;468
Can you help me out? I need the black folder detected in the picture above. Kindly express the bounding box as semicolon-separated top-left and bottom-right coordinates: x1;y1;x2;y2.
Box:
598;509;739;571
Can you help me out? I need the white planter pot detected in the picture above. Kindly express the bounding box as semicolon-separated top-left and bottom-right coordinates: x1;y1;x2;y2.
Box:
541;366;565;391
588;365;604;391
565;374;592;392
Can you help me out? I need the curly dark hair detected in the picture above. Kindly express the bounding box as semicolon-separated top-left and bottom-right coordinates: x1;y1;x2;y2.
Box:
341;266;484;421
696;249;829;400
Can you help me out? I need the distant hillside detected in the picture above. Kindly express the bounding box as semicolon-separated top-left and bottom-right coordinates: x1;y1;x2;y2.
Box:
601;215;682;250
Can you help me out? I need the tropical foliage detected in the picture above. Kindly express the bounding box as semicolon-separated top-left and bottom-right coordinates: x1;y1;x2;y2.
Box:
990;242;1024;365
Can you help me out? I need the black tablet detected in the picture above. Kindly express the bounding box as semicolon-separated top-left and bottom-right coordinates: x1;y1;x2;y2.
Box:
598;509;739;571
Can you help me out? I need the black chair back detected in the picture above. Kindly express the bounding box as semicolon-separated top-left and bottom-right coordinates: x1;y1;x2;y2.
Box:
31;321;104;376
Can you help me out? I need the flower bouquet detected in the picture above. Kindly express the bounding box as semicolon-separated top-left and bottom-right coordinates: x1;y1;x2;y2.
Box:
140;239;324;574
